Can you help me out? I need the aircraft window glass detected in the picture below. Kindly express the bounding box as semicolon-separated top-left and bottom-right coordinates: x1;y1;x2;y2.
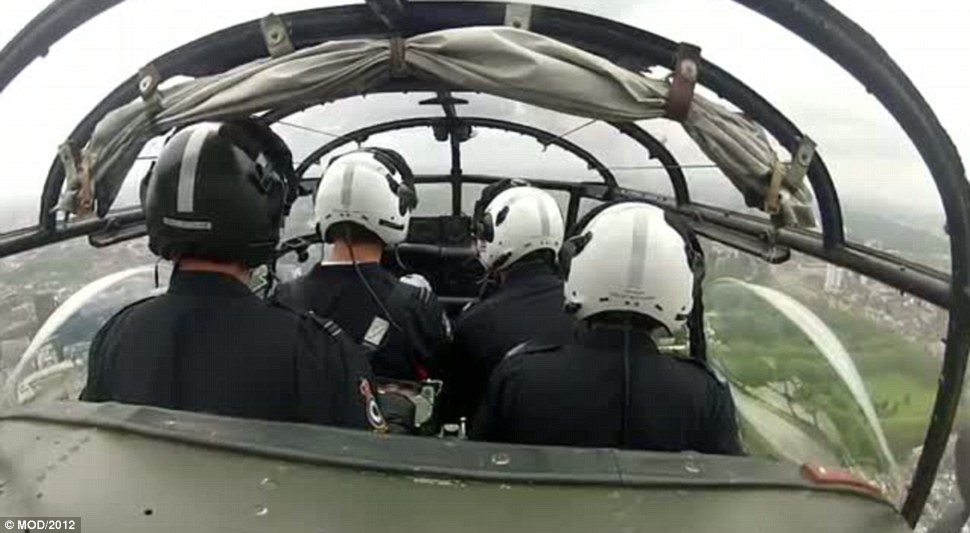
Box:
462;184;485;216
456;92;591;135
460;129;601;184
576;198;604;222
103;136;169;212
282;196;316;241
299;128;452;178
413;183;453;217
919;366;970;531
609;0;957;273
0;237;159;404
461;184;570;219
0;1;357;235
566;121;676;198
0;203;37;235
275;93;440;161
457;94;676;197
633;121;778;221
702;240;945;499
841;189;949;274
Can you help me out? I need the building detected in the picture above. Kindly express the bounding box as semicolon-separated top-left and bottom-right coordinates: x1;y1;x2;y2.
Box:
824;265;845;294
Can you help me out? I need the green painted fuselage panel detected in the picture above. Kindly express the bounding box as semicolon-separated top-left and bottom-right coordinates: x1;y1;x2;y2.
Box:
0;403;910;533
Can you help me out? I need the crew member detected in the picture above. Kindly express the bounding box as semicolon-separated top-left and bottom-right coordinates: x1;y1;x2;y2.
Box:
81;120;385;431
273;148;448;382
446;180;572;421
476;202;743;454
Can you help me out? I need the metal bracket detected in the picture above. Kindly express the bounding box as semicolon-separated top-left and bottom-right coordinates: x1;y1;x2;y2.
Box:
785;136;816;191
504;4;533;30
765;136;815;220
137;64;162;115
764;160;786;216
260;14;295;58
57;142;79;188
665;43;702;122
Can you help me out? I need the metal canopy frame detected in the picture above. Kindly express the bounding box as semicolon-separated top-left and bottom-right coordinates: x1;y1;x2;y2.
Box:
0;0;967;526
292;116;621;185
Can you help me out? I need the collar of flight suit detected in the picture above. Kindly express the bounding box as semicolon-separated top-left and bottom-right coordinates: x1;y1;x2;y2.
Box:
575;326;661;356
500;259;561;290
168;269;256;299
311;261;386;277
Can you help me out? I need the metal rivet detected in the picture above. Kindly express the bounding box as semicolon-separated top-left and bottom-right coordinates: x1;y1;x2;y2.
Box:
490;452;511;466
679;60;698;83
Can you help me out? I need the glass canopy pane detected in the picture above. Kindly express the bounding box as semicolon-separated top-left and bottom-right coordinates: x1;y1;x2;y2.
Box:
459;128;601;183
0;0;358;234
0;0;960;275
704;241;946;501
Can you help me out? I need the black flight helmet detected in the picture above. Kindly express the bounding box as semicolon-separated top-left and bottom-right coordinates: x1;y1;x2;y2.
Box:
143;119;295;267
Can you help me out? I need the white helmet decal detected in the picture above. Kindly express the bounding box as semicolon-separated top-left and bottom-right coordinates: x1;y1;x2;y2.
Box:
476;184;565;271
562;203;694;332
314;148;415;245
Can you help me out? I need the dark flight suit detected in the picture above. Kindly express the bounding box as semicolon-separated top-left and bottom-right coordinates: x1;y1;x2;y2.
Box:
447;260;573;420
81;270;382;431
274;263;448;382
475;328;744;455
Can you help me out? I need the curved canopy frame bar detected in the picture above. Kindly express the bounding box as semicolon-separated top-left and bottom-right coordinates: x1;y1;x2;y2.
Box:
9;2;841;244
284;112;687;223
291;116;623;185
0;0;967;525
271;95;691;207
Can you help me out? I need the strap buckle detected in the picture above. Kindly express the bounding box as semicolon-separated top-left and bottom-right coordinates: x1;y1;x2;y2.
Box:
665;42;702;122
260;14;295;58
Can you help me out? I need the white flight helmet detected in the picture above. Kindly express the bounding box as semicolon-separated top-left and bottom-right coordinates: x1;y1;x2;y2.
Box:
474;181;565;271
561;202;694;333
314;147;417;245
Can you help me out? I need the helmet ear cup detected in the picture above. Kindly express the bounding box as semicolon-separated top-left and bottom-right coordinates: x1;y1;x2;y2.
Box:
477;212;495;243
138;161;155;208
558;231;593;280
472;178;529;240
396;183;417;215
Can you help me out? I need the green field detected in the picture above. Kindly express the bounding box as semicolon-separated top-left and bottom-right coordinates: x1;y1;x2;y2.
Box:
705;278;939;472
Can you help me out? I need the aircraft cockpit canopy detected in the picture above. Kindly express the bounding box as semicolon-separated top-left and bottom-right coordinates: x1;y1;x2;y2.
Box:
0;1;966;530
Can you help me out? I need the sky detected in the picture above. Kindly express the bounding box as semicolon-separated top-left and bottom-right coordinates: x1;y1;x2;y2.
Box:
0;0;966;233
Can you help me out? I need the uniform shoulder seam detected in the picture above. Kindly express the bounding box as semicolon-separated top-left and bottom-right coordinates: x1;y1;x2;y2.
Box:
270;299;346;339
391;279;437;308
114;295;158;317
302;310;346;338
505;341;561;360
